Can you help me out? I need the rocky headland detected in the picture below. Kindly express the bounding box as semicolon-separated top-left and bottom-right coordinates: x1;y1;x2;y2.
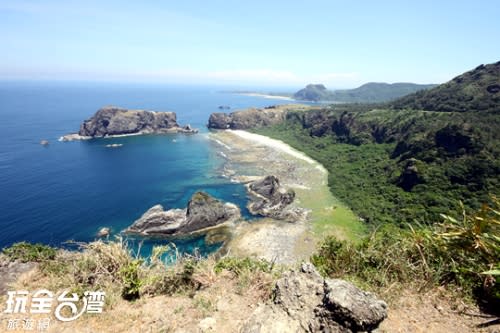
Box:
125;191;240;237
208;104;311;130
60;106;197;141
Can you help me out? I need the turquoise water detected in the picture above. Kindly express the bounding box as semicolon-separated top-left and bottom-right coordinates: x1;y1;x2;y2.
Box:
0;81;294;256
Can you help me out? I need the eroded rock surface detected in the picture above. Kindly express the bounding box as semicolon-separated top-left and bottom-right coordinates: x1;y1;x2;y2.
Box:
247;175;306;222
61;106;197;140
125;192;240;236
241;263;387;333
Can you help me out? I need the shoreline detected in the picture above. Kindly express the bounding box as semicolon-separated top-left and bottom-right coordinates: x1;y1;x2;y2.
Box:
209;129;362;263
226;130;328;174
236;92;295;101
58;128;197;142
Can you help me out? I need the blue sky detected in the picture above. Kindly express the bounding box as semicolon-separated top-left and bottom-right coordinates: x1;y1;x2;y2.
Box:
0;0;499;88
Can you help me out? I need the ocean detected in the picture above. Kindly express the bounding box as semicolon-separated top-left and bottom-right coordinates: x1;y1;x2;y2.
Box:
0;81;295;256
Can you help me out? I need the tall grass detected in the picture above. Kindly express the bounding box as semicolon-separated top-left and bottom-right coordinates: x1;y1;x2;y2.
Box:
312;197;500;311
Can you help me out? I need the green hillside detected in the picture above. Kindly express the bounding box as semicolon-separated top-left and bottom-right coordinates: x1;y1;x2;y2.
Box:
393;61;500;112
255;61;500;226
292;82;436;103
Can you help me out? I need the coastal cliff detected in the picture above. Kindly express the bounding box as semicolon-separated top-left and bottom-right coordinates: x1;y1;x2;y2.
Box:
208;104;311;130
61;106;197;140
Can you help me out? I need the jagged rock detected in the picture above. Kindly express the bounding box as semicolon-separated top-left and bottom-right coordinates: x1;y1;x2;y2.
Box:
61;106;197;140
125;192;240;236
96;227;110;238
323;279;388;332
241;263;387;333
246;176;305;222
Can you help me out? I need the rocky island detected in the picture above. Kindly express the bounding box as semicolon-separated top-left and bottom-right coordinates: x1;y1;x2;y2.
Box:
60;106;197;141
125;191;240;237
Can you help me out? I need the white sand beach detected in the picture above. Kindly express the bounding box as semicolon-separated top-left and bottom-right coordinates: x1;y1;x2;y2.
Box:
209;129;361;263
226;129;327;174
237;92;295;101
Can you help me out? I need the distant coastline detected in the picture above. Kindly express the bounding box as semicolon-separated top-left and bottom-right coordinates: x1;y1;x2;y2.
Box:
235;92;295;101
220;90;294;101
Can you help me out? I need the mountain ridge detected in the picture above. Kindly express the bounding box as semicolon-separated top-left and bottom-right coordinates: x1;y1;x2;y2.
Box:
293;82;437;103
392;61;500;112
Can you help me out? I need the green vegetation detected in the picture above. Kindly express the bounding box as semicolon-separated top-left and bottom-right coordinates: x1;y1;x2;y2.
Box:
292;82;436;102
2;242;56;262
393;61;500;112
2;239;277;304
311;197;500;310
254;106;499;226
214;257;272;275
255;61;500;310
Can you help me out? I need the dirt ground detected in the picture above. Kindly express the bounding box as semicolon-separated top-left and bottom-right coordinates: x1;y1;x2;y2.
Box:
380;289;499;333
1;265;498;333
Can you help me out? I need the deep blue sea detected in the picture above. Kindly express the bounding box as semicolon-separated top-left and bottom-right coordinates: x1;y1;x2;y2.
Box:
0;81;295;257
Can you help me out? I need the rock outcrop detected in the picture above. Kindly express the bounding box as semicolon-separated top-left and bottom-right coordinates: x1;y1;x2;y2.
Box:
208;105;300;130
125;192;240;236
246;175;307;222
241;263;387;333
61;106;197;140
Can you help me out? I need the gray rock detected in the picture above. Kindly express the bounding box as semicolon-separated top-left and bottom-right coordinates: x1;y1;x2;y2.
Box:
323;279;388;332
67;106;197;139
208;112;232;129
125;192;240;236
241;263;387;333
246;176;304;222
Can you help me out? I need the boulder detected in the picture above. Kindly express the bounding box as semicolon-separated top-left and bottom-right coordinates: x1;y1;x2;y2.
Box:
125;192;240;236
246;176;305;222
241;263;387;333
96;227;110;238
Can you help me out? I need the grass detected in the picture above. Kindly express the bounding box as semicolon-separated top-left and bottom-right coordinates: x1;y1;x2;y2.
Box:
249;126;366;240
311;197;500;312
4;238;278;307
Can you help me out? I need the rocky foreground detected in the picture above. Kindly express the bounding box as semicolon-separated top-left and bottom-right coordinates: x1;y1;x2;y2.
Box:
60;106;197;141
242;263;387;333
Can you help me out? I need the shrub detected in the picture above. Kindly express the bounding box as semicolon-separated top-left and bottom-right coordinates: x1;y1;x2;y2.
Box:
312;197;500;310
2;242;56;262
